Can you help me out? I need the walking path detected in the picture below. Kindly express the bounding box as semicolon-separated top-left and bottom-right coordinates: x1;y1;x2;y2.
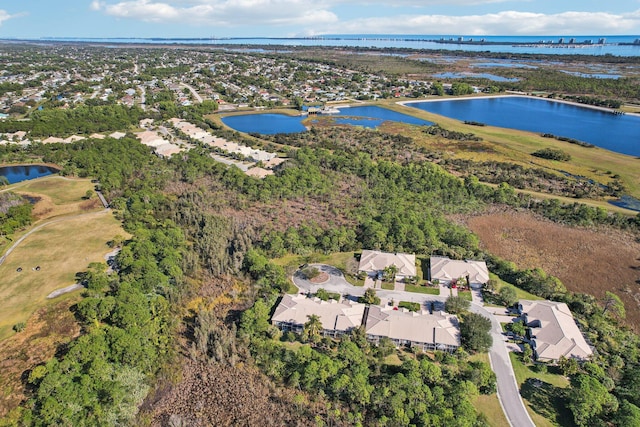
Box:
292;263;535;427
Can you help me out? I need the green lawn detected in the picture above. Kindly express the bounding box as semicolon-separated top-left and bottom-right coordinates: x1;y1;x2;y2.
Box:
510;353;568;389
458;290;473;301
509;352;572;427
491;273;543;301
404;284;440;295
381;281;395;290
398;301;421;312
466;353;510;427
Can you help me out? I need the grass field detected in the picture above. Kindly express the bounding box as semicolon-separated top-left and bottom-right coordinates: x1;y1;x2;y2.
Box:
491;274;543;301
0;210;126;340
12;176;99;219
7;176;94;204
0;176;127;341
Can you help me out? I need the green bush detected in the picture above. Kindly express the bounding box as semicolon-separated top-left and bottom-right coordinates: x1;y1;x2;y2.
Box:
532;148;572;161
398;301;421;312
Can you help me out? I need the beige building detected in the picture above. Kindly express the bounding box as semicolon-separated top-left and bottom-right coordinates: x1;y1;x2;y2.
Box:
429;256;489;288
519;300;593;362
271;294;460;352
358;250;416;280
365;306;460;352
271;294;365;338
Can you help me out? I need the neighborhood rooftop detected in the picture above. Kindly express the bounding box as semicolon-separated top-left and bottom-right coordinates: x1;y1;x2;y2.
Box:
519;299;593;362
430;256;489;286
271;294;460;352
358;250;417;278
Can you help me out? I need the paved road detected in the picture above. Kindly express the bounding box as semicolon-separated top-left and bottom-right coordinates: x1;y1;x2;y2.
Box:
293;263;535;427
180;82;203;103
470;302;535;427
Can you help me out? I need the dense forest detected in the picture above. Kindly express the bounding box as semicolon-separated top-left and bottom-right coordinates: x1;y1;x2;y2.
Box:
0;111;637;426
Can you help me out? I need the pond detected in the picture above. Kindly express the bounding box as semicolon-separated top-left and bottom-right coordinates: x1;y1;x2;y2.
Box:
221;105;433;134
406;96;640;157
0;165;59;184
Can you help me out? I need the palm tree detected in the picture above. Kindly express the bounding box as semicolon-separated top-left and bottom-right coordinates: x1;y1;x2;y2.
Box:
303;314;323;343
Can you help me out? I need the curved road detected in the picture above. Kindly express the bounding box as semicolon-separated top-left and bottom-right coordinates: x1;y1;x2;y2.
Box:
293;264;534;427
180;83;203;103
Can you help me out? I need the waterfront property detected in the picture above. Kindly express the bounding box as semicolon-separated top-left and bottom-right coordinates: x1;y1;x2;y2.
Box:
405;95;640;157
358;250;417;281
271;294;460;352
429;256;489;288
518;300;593;362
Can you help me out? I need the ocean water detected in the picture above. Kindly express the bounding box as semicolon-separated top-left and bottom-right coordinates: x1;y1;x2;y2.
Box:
29;34;640;56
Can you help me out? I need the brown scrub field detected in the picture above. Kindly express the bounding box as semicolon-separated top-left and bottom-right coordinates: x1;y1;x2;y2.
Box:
465;209;640;330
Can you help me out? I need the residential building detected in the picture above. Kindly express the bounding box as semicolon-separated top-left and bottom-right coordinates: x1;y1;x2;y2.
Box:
519;300;593;362
271;294;460;352
365;305;460;352
429;256;489;288
358;250;416;280
271;294;365;338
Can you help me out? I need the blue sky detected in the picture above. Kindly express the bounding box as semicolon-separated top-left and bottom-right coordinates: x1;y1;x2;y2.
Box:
1;1;640;39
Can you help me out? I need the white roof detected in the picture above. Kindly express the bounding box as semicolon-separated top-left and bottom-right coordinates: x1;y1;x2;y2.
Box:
271;294;364;333
271;295;460;349
358;250;416;277
365;306;460;348
42;136;65;144
520;300;592;361
109;131;127;139
430;256;489;284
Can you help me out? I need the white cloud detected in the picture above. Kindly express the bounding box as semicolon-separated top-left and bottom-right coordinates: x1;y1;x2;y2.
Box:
0;10;20;26
330;0;512;5
313;9;640;36
91;1;640;35
93;0;338;27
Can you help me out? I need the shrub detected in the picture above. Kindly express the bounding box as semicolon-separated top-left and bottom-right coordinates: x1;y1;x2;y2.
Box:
398;301;421;312
532;148;572;161
301;266;320;280
13;322;26;332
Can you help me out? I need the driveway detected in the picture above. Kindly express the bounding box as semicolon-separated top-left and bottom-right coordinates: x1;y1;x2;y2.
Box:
292;263;535;427
293;264;361;296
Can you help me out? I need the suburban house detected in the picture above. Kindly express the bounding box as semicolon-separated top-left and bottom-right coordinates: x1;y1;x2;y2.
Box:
271;294;365;338
358;250;416;281
429;256;489;288
271;294;460;352
364;305;460;352
518;300;593;362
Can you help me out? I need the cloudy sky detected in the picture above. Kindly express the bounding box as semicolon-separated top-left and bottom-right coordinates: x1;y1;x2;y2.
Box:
1;0;640;38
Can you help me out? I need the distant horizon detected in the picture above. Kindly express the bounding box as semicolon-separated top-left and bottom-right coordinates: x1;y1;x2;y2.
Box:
5;34;640;41
2;2;640;40
5;33;638;56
